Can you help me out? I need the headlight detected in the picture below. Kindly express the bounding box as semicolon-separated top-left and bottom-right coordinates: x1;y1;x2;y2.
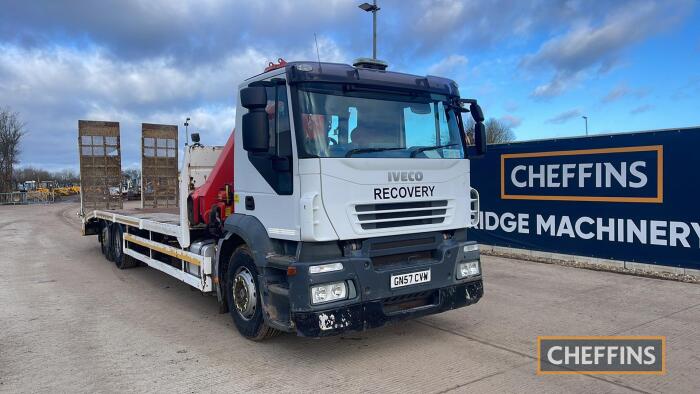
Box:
309;262;343;274
311;281;348;305
457;261;480;279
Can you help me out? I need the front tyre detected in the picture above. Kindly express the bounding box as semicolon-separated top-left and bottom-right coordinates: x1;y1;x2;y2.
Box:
225;246;280;340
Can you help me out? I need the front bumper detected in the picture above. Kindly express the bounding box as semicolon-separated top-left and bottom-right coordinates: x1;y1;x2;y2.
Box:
293;280;483;337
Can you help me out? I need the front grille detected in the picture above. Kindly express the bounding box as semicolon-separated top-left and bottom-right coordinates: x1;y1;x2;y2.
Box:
383;290;438;314
372;250;434;268
372;236;435;251
353;200;450;230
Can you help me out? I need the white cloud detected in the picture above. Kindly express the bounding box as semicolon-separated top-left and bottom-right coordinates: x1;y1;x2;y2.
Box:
630;104;653;115
546;109;582;124
427;54;468;76
601;83;649;103
146;105;237;143
531;72;582;99
503;101;519;113
0;45;268;109
499;114;522;128
415;0;466;37
0;39;346;170
601;84;630;103
522;0;690;97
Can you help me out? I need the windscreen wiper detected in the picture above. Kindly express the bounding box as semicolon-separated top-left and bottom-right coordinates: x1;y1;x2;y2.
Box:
409;143;459;157
344;147;406;157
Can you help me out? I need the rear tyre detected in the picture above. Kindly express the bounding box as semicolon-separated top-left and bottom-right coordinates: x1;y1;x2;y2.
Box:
225;246;281;341
101;224;114;261
111;224;138;269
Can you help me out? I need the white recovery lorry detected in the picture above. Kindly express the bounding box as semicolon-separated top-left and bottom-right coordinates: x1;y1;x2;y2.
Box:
79;59;488;340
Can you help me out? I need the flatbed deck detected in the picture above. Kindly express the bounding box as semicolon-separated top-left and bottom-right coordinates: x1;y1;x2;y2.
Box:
82;201;212;292
107;207;180;224
103;201;179;216
84;201;184;239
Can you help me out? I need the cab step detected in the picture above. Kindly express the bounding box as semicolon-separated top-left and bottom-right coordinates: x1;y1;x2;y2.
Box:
266;253;296;269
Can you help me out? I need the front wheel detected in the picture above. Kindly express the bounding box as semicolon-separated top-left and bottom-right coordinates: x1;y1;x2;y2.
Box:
225;246;280;340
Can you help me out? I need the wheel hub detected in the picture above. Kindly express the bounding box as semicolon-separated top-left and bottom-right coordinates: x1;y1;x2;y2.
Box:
233;267;257;320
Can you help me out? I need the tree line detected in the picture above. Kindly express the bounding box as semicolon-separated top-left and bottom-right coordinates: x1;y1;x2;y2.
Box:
13;167;80;186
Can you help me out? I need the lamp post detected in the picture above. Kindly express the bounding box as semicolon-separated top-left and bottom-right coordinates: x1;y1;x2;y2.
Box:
184;117;191;146
358;1;380;60
582;116;588;136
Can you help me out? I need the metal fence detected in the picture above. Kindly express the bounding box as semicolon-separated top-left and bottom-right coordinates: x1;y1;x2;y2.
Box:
0;191;55;205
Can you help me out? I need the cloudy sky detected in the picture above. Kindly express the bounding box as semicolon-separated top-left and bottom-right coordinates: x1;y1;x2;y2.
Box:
2;0;699;171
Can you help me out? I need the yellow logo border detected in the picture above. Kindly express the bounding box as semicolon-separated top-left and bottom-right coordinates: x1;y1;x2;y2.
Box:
501;145;664;203
536;335;667;375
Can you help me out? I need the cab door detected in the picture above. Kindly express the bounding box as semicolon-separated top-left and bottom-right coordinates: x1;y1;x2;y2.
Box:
233;77;300;240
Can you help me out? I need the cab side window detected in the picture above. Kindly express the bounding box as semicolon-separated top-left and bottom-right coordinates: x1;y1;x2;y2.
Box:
247;83;293;195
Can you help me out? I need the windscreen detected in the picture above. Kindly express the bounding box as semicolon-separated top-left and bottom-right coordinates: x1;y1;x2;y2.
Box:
295;84;465;159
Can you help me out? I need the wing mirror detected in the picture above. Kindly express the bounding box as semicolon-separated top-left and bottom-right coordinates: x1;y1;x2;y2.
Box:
473;121;487;156
469;102;485;123
471;102;486;156
459;99;487;156
240;86;269;153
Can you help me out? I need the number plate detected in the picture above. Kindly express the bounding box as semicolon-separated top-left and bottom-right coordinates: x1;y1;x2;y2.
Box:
391;269;431;289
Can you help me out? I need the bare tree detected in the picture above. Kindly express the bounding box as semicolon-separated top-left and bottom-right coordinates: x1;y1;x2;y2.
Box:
464;117;515;145
14;167;51;183
464;117;476;144
484;118;516;144
0;107;26;192
55;169;80;185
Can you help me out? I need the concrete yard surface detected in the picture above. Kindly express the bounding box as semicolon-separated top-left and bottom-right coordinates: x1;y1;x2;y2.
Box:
1;202;699;393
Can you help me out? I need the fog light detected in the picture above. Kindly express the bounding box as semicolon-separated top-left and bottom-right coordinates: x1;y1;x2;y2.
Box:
311;281;348;305
309;262;343;274
463;244;479;253
457;261;480;279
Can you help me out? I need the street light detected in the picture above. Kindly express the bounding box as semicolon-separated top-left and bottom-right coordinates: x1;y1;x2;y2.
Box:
184;117;191;146
582;116;588;136
358;1;380;60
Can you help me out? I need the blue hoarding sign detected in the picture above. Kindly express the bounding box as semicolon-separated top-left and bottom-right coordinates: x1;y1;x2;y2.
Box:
469;128;700;269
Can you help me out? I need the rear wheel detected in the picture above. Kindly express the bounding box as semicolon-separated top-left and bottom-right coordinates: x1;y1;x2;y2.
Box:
225;246;280;340
111;224;138;269
100;224;113;261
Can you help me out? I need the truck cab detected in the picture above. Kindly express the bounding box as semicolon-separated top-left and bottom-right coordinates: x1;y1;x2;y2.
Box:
215;60;487;338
